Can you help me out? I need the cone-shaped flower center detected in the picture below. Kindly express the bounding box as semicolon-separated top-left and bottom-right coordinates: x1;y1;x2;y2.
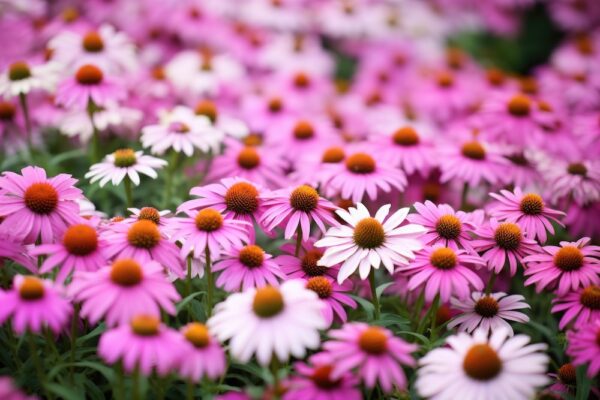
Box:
184;323;211;348
311;365;340;389
301;250;326;276
580;285;600;309
290;185;319;212
567;163;587;177
519;193;544;215
474;296;499;317
138;207;161;225
554;246;583;272
238;245;264;268
446;48;464;69
493;222;522;251
81;31;104;52
461;141;486;160
306;276;333;299
0;101;16;121
423;182;441;202
19;277;45;300
110;259;143;286
507;94;531;117
345;153;375;174
113;148;137;167
131;315;160;336
237;147;261;170
76;64;103;85
252;286;284;318
393;126;420;146
435;214;462;240
293;72;311;88
268;97;283;113
63;224;98;255
61;7;79;23
353;218;385;249
506;153;529;166
194;100;218;123
558;363;576;385
321;146;345;163
436;71;454;87
127;220;160;249
8;61;31;81
24;182;58;215
486;68;505;86
430;247;457;270
243;134;263;147
225;182;259;215
358;327;388;354
169;121;189;134
293;120;314;140
520;77;538;95
463;344;502;381
195;208;223;232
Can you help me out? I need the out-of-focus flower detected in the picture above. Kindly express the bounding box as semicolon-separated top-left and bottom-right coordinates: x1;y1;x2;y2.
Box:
85;149;167;187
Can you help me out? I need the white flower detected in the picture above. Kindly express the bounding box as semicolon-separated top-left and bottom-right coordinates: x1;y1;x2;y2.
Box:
85;149;167;187
417;328;549;400
316;203;426;283
208;280;325;366
0;61;59;98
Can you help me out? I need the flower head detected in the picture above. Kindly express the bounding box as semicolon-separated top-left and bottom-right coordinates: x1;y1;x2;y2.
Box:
85;149;167;187
55;64;125;109
178;322;227;382
566;319;600;377
552;284;600;329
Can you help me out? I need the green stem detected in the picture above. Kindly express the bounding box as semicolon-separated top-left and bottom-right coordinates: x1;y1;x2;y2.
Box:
131;368;140;400
205;246;214;317
124;177;133;209
28;333;52;399
460;183;469;210
429;295;440;341
8;324;21;369
186;255;193;321
270;358;280;399
368;269;380;321
163;151;180;209
411;288;425;329
485;273;497;295
294;227;303;257
86;100;101;164
186;379;195;400
19;93;33;148
70;305;79;383
115;363;125;400
417;294;439;335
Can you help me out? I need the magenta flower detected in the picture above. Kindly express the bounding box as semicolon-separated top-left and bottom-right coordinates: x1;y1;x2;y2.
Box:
98;315;185;376
55;64;125;109
0;376;37;400
552;285;600;330
276;239;339;281
124;207;171;228
304;276;357;326
0;166;82;244
0;233;36;272
178;323;226;382
566;319;600;377
472;219;540;276
0;275;71;334
323;323;417;393
68;259;180;326
540;158;600;205
212;244;286;292
261;185;338;241
524;237;600;295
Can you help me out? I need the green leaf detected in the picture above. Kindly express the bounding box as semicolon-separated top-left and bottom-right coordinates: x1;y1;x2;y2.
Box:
176;291;205;314
76;323;106;344
396;331;430;345
575;365;591;400
349;294;374;320
48;148;86;166
375;282;394;300
45;383;83;400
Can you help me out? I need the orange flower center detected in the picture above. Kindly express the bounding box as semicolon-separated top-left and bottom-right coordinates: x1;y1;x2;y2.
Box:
0;101;16;121
75;64;103;85
558;363;576;385
493;222;522;251
268;97;283;113
61;7;79;23
293;120;315;140
224;182;259;215
474;296;499;317
195;208;223;232
19;276;45;300
461;141;486;160
311;365;340;389
436;71;454;88
486;68;505;86
519;193;544;215
353;218;385;249
110;258;143;286
580;285;600;310
289;185;319;212
463;344;502;381
127;220;160;249
567;163;587;177
8;61;31;81
553;246;584;272
301;249;326;276
358;327;388;355
446;48;465;70
423;182;441;203
507;94;531;117
393;126;420;146
345;152;375;174
238;244;264;268
194;100;218;123
306;276;333;299
575;35;594;55
184;323;211;348
321;146;345;163
237;147;261;170
435;214;462;240
430;247;457;270
63;224;98;255
138;207;161;225
243;134;263;147
252;286;284;318
130;315;160;336
113;148;137;167
24;182;58;215
82;31;104;53
293;72;311;88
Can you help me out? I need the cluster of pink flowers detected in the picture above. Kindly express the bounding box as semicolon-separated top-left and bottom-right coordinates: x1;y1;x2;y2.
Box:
0;0;599;399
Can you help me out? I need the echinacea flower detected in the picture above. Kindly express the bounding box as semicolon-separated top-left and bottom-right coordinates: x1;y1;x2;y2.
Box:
304;276;356;326
124;207;171;228
316;204;425;283
489;188;565;243
178;322;227;382
212;244;286;292
323;323;417;393
0;166;82;244
208;280;326;366
448;292;530;336
55;64;125;109
68;259;180;326
524;237;600;295
261;185;338;241
0;233;36;272
30;222;107;283
566;319;600;377
85;149;167;187
551;284;600;329
0;60;57;98
397;245;485;302
540;159;600;205
0;275;71;334
416;327;549;400
276;239;339;280
98;314;185;376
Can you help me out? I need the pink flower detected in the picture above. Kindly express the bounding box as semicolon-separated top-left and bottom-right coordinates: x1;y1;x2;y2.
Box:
0;233;36;272
564;201;600;239
323;322;417;392
178;323;226;382
540;158;600;205
566;319;600;377
551;285;600;330
68;259;180;326
98;315;185;376
397;245;485;302
0;166;82;244
0;376;37;400
212;244;286;292
124;207;171;228
304;276;356;326
55;64;125;109
0;275;71;334
524;237;600;295
489;188;565;243
276;239;339;281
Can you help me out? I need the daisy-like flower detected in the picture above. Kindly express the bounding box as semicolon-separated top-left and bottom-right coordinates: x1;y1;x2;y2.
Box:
261;185;338;242
398;245;485;302
566;319;600;377
171;208;250;261
523;237;600;296
323;323;417;393
551;284;600;329
124;207;171;228
98;314;185;376
141;106;222;157
284;352;361;400
304;276;356;326
55;64;125;109
0;166;82;244
212;244;286;292
489;188;565;243
30;222;106;283
448;292;530;336
416;327;549;400
0;275;71;334
0;233;36;272
407;201;477;252
0;60;58;98
102;220;185;278
208;280;326;366
276;239;339;281
178;322;226;382
85;149;167;187
472;219;540;276
68;259;180;326
540;159;600;205
316;204;426;284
